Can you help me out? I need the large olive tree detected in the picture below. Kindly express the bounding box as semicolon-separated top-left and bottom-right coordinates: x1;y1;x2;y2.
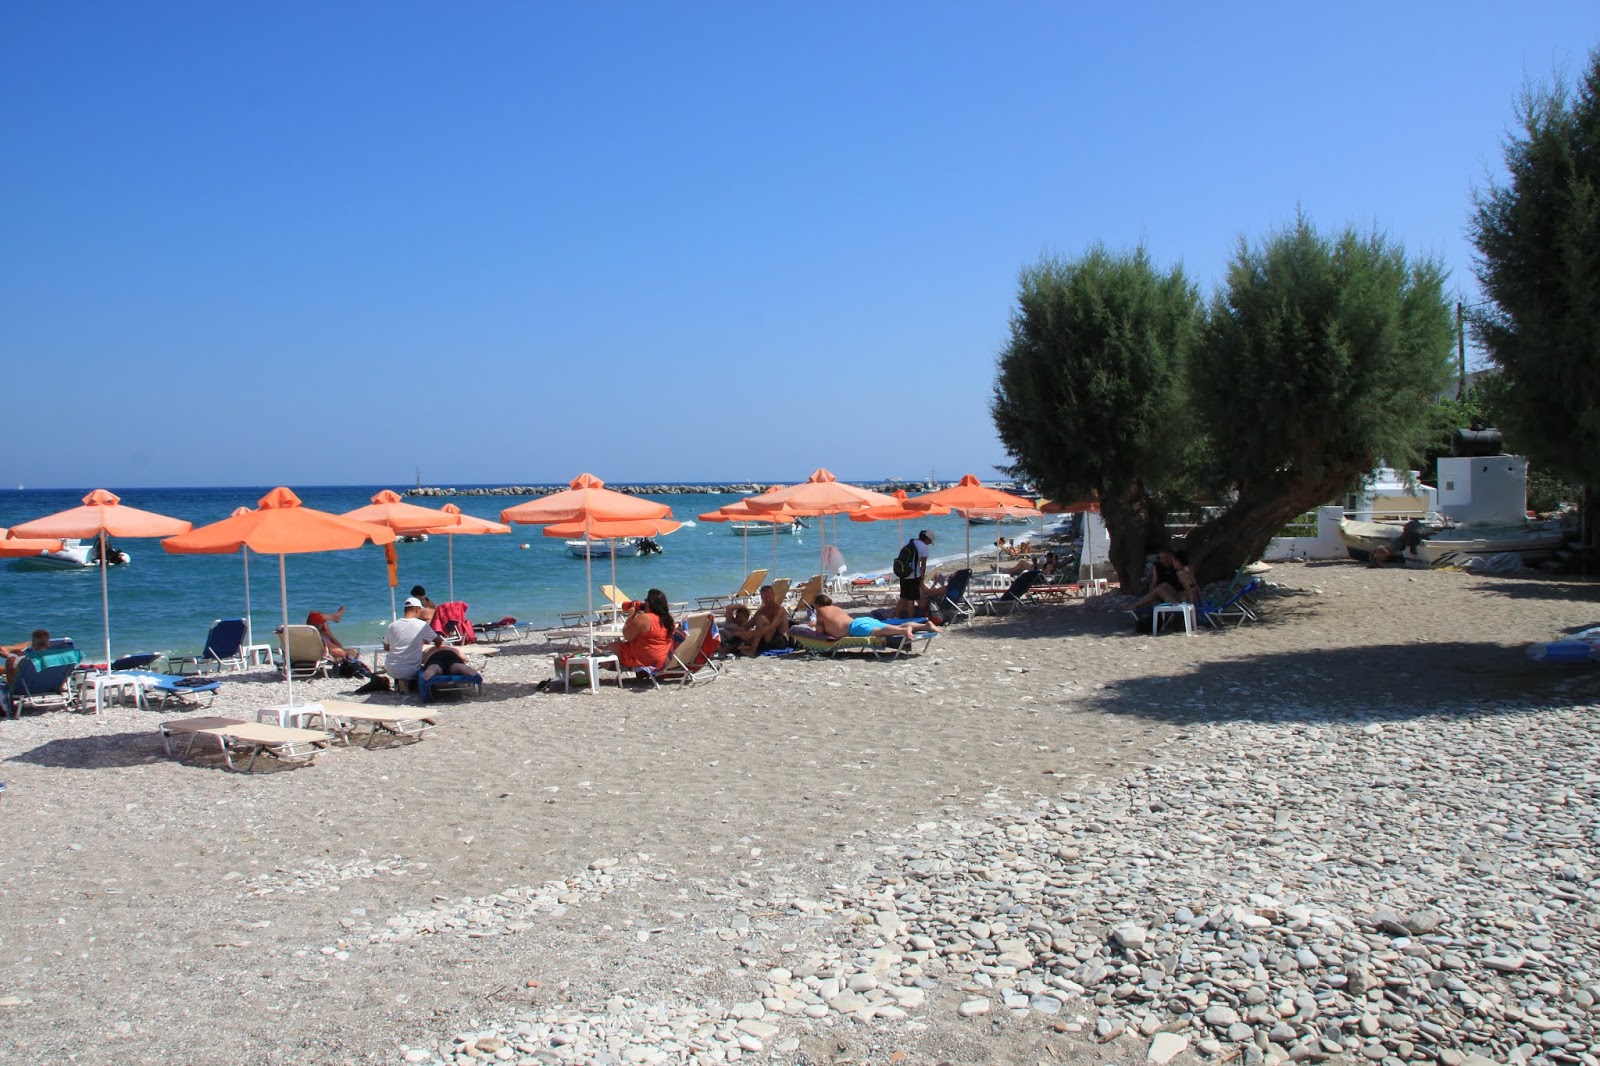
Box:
1469;51;1600;537
991;247;1202;587
1183;217;1455;582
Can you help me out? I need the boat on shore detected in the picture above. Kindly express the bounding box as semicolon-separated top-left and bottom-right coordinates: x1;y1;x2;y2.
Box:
1412;521;1569;567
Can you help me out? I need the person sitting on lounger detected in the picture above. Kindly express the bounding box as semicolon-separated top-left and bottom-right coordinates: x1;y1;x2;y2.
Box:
603;589;675;670
814;595;940;641
722;584;791;656
409;586;438;622
306;607;360;663
1130;549;1197;608
382;597;442;691
3;629;50;683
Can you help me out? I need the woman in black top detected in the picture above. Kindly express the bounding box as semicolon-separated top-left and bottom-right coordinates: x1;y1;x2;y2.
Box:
1131;549;1197;608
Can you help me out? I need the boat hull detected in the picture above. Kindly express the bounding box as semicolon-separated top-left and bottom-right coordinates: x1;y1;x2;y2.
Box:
729;522;797;535
1413;524;1567;567
565;539;641;559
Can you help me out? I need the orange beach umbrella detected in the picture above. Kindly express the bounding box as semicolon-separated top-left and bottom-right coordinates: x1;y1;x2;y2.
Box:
10;490;192;672
849;490;952;559
342;490;467;620
500;474;674;652
434;503;511;602
700;496;798;576
0;528;64;557
909;474;1037;566
163;487;395;706
745;469;903;579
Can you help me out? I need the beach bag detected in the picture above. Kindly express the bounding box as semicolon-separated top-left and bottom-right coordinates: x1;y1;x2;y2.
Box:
892;540;918;579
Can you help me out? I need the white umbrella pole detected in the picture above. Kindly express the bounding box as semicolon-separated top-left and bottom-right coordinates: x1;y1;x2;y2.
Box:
965;516;972;570
742;523;749;578
390;583;397;623
99;531;111;673
448;534;455;601
279;553;294;707
585;534;595;655
611;538;618;605
770;519;776;574
243;548;253;647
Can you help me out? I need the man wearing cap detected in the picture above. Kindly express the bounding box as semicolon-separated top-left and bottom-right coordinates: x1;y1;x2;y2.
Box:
894;530;935;619
383;597;444;690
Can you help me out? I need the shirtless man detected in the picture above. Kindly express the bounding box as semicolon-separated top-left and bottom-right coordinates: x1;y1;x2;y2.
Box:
723;585;791;656
813;595;940;641
3;629;51;683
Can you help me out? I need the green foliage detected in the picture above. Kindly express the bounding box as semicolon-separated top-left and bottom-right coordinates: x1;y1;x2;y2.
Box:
991;248;1202;584
1469;51;1600;498
1193;215;1455;493
1179;217;1455;580
991;247;1200;502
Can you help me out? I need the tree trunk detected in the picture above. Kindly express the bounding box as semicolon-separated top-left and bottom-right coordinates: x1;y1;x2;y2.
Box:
1183;466;1361;586
1099;480;1166;590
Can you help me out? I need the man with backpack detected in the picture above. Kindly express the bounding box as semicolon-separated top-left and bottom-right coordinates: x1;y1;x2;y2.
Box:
893;530;935;619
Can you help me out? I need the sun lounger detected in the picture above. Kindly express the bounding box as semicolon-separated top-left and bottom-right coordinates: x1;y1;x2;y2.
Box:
632;613;721;688
122;670;222;709
302;699;439;747
160;717;332;771
3;648;83;718
788;626;938;661
417;668;481;704
474;617;532;644
169;618;249;675
275;624;333;680
697;569;767;610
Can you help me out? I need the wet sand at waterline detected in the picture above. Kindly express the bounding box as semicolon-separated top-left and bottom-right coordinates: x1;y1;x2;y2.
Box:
1;561;1598;1065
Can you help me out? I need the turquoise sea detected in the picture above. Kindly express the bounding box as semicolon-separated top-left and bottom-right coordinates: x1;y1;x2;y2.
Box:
0;485;1029;660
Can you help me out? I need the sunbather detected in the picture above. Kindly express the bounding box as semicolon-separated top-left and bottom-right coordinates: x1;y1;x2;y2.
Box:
602;589;675;670
814;595;940;641
420;645;478;682
3;629;50;683
306;607;359;663
721;585;791;656
1130;549;1197;608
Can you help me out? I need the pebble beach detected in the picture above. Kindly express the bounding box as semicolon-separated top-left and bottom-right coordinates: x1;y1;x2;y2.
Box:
3;561;1600;1066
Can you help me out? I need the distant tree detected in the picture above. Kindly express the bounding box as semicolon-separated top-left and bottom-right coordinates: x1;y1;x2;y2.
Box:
1468;51;1600;532
991;248;1202;587
1183;217;1455;582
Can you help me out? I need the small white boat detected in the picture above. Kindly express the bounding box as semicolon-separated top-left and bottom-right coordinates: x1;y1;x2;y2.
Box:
565;538;664;558
8;538;131;571
729;521;799;535
966;513;1033;526
1337;518;1429;563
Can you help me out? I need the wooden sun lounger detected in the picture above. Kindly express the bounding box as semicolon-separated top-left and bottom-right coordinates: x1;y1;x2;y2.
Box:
160;716;332;771
303;699;439;748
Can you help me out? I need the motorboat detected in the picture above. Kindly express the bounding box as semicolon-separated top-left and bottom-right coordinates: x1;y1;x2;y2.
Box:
399;533;429;543
565;538;660;559
966;513;1033;526
729;520;800;535
1337;518;1433;563
8;538;131;572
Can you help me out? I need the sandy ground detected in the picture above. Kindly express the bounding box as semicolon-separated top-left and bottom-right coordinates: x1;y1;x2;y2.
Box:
1;560;1598;1065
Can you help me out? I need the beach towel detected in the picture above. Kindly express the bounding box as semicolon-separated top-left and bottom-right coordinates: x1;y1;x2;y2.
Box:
430;601;475;643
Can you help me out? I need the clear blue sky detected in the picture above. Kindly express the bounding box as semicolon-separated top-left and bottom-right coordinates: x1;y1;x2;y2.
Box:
4;3;1596;489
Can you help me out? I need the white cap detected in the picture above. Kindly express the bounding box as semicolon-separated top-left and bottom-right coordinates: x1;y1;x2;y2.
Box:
404;597;424;609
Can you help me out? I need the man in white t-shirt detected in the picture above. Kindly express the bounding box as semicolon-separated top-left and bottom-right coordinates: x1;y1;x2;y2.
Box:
384;597;443;686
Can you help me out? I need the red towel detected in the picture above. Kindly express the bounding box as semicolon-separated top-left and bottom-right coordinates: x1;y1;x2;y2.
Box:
430;601;475;644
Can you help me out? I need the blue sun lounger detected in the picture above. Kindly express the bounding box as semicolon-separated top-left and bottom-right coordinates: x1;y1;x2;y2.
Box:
121;670;223;709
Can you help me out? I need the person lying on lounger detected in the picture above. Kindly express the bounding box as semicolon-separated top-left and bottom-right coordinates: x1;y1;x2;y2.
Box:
419;645;478;682
814;595;940;641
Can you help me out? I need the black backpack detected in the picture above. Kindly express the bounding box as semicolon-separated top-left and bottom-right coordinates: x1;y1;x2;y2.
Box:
892;539;918;579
